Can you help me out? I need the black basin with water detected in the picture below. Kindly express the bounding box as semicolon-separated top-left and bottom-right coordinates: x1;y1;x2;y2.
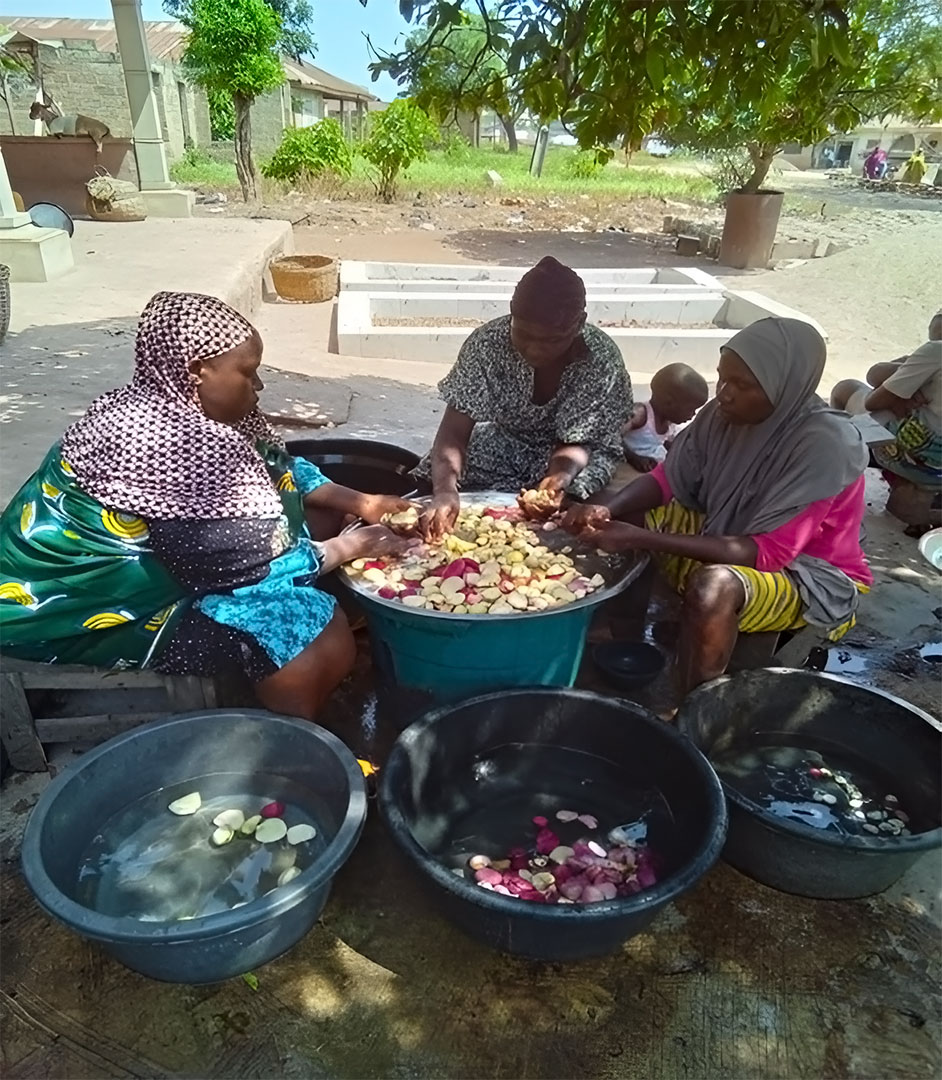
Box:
21;710;367;983
677;668;942;899
379;688;727;960
286;437;420;496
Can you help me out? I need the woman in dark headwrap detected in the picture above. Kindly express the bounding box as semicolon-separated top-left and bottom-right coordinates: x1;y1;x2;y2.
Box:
413;256;633;538
563;317;872;694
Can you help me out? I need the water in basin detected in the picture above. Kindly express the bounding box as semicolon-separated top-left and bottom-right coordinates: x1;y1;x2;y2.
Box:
76;772;326;922
712;734;916;837
428;743;681;888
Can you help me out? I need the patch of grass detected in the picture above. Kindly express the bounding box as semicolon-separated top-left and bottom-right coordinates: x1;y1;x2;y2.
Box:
170;149;239;189
388;145;716;201
174;141;715;204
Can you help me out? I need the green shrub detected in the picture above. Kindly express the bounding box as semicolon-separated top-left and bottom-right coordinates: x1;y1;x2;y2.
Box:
563;149;603;180
439;131;471;161
360;99;439;202
262;118;353;183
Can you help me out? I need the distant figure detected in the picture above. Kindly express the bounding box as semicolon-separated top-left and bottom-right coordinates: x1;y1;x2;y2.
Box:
863;146;888;180
622;363;709;473
29;98;110;155
899;148;927;185
821;146;835;168
831;310;942;491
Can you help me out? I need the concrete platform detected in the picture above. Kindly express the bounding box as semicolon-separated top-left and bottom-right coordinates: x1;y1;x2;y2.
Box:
0;224;73;282
7;217;293;332
336;262;824;372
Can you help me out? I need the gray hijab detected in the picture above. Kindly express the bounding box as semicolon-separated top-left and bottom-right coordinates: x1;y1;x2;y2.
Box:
664;317;869;628
665;317;867;535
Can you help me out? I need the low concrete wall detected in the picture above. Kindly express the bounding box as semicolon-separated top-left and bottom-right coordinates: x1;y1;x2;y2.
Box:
1;136;138;217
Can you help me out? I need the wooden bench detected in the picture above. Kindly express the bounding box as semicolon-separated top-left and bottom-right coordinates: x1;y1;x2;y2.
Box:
0;659;218;772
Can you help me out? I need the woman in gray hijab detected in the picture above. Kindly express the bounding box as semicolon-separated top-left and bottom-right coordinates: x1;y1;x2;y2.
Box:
564;316;872;695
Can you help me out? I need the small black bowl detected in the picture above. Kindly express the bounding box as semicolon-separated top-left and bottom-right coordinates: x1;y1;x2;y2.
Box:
592;641;665;690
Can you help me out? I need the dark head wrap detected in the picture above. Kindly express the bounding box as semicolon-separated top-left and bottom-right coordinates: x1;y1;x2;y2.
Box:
511;256;586;330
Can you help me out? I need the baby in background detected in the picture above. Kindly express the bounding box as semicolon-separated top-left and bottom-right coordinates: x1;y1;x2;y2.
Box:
622;362;709;472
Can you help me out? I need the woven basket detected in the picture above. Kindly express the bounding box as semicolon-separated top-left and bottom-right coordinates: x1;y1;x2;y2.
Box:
0;264;10;345
85;169;147;223
85;192;147;223
270;254;338;303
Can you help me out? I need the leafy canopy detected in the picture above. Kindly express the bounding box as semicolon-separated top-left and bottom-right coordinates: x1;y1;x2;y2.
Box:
165;0;315;60
400;10;517;124
365;0;942;191
177;0;284;100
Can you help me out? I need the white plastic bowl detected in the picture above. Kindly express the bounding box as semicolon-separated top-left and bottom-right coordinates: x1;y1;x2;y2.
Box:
918;528;942;571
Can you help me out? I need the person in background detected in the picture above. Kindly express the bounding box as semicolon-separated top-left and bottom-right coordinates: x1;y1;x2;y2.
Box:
900;148;927;185
413;256;632;538
831;310;942;494
863;146;888;180
622;363;709;473
563;317;871;697
0;292;416;721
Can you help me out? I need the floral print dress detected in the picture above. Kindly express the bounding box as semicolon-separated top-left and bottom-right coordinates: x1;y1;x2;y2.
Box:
413;315;633;498
0;443;335;682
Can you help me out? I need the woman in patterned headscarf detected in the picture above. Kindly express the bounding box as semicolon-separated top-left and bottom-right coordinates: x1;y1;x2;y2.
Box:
0;291;416;720
413;256;633;539
564;317;872;695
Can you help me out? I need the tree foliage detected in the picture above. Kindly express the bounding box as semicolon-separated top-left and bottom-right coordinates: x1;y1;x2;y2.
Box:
360;98;438;201
262;118;353;182
363;0;942;193
399;11;523;150
165;0;315;60
666;0;942;191
177;0;284;202
207;87;235;140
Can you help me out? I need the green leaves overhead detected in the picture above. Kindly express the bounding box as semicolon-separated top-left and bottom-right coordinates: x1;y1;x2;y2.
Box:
365;0;940;144
178;0;284;99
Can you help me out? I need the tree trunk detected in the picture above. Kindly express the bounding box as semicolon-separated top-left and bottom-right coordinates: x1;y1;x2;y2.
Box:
498;112;518;153
1;74;15;135
742;141;777;194
232;92;259;203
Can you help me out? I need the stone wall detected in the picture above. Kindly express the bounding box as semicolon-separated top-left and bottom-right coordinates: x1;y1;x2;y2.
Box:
251;84;290;155
0;39;210;161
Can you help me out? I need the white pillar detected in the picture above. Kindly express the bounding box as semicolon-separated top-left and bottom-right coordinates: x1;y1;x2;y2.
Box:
0;146;32;229
111;0;173;190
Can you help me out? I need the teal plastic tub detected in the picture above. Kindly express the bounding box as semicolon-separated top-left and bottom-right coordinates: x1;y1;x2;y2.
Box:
340;491;647;706
364;600;597;701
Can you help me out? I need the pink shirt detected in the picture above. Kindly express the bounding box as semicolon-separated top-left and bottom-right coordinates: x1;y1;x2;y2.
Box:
649;465;872;586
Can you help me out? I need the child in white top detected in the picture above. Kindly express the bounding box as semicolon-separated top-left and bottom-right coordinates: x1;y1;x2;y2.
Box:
622;363;709;472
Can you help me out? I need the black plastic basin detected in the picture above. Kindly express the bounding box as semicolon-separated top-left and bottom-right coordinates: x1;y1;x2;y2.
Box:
21;710;367;983
379;688;727;960
286;437;420;496
593;641;666;690
677;668;942;899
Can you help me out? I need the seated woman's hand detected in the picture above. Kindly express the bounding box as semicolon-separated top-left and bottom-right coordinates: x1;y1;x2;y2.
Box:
560;502;611;534
582;520;648;552
356;524;425;560
419;490;460;542
359;494;420;529
517;479;565;520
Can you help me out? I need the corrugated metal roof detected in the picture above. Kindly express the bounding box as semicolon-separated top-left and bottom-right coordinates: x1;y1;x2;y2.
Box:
1;16;188;61
282;58;377;102
1;16;378;100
